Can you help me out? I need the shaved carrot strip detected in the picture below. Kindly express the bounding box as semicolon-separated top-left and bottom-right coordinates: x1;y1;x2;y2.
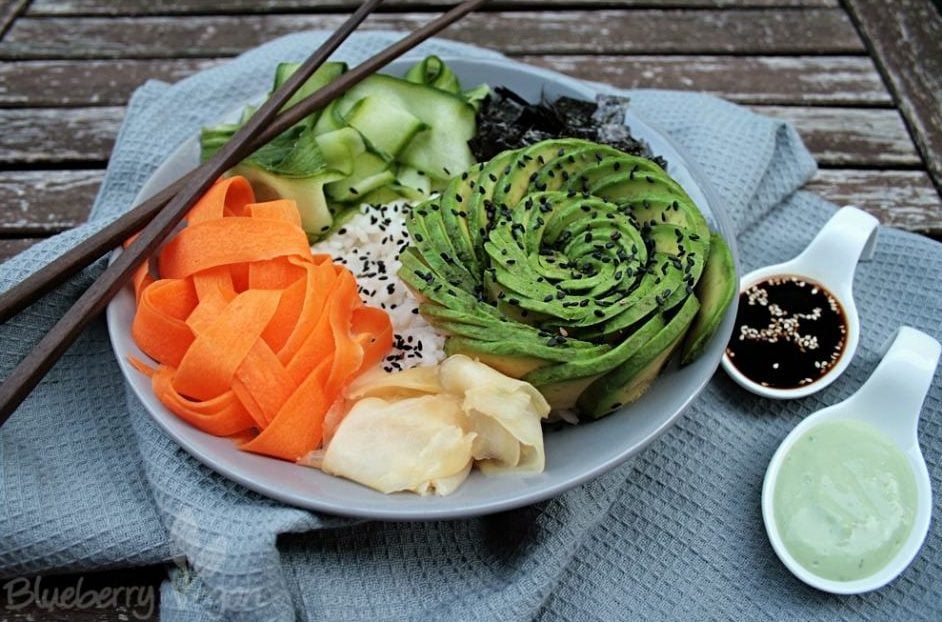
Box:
131;278;197;368
151;366;257;437
128;176;392;462
158;218;311;280
247;199;303;227
239;361;331;460
187;176;254;223
232;340;295;428
172;289;281;401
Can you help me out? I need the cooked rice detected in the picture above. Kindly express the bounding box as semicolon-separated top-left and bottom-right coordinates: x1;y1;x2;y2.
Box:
311;201;446;371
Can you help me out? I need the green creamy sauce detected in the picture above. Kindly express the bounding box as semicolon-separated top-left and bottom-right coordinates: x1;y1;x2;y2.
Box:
773;420;918;582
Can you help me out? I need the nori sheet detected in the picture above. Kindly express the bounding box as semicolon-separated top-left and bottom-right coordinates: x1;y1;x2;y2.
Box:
469;86;668;170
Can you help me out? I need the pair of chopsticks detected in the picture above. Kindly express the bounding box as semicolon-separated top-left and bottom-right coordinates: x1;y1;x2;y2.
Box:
0;0;490;425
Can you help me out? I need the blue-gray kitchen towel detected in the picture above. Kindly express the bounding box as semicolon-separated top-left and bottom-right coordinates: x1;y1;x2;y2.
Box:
1;32;940;621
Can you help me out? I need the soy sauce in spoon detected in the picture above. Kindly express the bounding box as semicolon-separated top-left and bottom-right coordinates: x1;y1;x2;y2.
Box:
726;275;848;389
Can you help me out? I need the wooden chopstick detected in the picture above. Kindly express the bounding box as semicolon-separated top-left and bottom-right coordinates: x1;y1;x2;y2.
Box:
0;0;490;425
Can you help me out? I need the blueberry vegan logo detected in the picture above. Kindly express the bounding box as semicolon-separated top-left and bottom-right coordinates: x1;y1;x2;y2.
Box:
2;575;156;620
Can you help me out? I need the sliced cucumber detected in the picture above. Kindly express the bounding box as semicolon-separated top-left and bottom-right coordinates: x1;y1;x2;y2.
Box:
314;127;365;176
333;74;477;183
272;61;347;114
325;151;396;202
404;55;460;93
344;95;427;160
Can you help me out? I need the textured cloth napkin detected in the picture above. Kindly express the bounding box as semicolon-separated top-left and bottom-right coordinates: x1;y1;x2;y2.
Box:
2;31;941;621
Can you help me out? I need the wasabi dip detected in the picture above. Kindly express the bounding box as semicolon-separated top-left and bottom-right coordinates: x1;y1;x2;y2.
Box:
772;419;918;582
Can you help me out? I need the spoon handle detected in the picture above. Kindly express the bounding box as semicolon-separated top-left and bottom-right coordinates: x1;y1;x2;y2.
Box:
796;206;878;298
850;326;941;449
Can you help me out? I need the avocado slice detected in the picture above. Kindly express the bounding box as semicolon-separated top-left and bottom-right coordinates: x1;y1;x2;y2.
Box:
443;335;608;371
577;294;700;419
525;311;665;386
526;143;625;194
491;139;601;209
537;375;602;410
680;232;737;365
435;162;488;276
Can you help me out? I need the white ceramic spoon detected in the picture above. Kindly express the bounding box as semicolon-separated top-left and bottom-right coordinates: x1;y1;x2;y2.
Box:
762;326;940;594
722;206;879;399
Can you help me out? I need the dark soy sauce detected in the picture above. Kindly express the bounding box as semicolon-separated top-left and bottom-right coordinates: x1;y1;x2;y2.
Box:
725;275;847;389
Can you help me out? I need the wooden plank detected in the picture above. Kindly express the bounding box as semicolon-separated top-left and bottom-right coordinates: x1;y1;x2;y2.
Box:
806;169;942;235
0;0;28;39
752;106;920;166
0;102;913;167
0;107;122;164
524;55;891;106
0;58;222;107
844;0;942;194
0;55;890;110
0;9;864;59
0;169;99;234
25;0;841;14
0;168;938;239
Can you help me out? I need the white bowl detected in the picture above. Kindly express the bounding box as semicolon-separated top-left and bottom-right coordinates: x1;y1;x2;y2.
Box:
106;56;739;519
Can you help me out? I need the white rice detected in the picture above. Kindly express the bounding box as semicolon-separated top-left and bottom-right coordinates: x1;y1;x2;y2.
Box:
310;200;446;371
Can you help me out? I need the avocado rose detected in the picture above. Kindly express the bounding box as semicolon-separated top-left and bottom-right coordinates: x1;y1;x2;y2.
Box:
398;138;735;419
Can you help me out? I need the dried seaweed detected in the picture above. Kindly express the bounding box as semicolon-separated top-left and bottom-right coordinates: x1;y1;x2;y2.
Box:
469;86;667;170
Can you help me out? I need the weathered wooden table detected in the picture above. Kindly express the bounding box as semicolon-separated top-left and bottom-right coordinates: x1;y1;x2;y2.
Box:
1;0;940;619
